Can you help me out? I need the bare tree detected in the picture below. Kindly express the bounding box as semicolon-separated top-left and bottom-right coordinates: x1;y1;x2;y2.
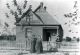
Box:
64;1;79;33
5;0;28;23
5;0;29;35
5;0;29;49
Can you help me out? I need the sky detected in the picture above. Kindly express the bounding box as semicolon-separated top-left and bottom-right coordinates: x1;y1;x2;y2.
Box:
0;0;80;38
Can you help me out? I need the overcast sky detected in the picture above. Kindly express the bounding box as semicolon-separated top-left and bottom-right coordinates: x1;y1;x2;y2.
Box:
0;0;80;37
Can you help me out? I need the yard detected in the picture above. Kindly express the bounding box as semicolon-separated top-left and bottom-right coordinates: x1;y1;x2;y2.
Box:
0;40;80;55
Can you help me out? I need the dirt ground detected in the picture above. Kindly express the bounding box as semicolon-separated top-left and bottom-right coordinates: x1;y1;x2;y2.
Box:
0;50;79;55
0;40;80;55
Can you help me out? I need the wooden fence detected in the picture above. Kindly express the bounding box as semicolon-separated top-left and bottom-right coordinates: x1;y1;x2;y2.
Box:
0;40;79;51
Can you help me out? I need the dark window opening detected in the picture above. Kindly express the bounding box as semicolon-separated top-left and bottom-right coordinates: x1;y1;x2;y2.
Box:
43;29;57;41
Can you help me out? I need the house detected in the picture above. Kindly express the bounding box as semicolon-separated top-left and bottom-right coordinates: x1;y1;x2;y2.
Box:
16;2;63;49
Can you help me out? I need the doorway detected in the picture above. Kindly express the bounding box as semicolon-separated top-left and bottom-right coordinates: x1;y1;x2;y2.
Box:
43;29;57;41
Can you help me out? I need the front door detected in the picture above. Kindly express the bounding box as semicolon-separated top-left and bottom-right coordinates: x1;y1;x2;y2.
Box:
43;29;58;50
43;29;57;42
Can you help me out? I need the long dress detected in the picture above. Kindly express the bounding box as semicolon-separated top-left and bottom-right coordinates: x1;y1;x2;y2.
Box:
30;38;37;53
35;39;43;53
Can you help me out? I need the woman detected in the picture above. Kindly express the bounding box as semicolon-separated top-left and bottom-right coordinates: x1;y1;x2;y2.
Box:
30;35;37;53
35;35;43;53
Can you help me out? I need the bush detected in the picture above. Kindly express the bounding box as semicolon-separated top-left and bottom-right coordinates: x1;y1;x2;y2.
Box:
7;35;16;41
0;34;16;41
0;34;7;40
0;36;4;40
66;37;71;42
77;38;79;42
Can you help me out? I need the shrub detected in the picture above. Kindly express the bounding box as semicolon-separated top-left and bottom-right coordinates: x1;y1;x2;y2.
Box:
0;34;16;41
66;37;71;42
77;38;79;42
0;34;7;40
7;35;16;41
0;36;4;40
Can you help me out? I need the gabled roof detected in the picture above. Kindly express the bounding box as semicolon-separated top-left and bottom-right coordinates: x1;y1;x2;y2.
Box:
16;5;44;25
34;2;60;25
18;11;43;25
34;4;42;12
17;7;44;25
16;6;32;23
35;11;60;25
17;2;60;26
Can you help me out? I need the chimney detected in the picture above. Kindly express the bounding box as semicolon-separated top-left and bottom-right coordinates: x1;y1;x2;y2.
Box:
40;2;43;7
44;6;47;11
29;5;32;10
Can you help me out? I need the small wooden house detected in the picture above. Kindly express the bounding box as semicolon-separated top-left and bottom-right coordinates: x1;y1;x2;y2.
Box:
16;2;63;47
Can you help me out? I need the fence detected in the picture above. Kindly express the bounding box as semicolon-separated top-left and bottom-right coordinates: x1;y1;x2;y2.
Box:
43;41;79;51
0;40;79;50
0;40;79;55
61;41;79;49
0;40;26;50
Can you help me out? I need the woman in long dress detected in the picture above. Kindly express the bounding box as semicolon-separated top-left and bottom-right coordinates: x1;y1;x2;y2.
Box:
35;35;43;53
30;35;37;53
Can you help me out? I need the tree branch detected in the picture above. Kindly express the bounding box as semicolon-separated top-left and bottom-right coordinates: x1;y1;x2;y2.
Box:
6;3;10;9
23;0;27;9
13;0;18;6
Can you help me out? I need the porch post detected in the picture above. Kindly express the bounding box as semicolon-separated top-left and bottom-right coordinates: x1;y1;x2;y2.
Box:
56;26;60;48
57;26;59;35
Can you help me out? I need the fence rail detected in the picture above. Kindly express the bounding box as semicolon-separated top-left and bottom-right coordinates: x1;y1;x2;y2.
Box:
0;40;79;51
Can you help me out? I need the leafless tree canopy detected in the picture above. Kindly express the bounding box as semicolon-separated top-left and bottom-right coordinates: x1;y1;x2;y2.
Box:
6;0;28;23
